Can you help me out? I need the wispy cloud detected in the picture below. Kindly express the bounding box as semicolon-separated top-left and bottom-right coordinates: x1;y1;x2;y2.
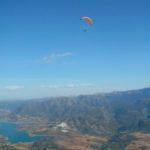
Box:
40;83;94;89
4;85;24;91
42;52;73;64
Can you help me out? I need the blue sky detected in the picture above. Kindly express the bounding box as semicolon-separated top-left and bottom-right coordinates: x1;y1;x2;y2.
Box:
0;0;150;99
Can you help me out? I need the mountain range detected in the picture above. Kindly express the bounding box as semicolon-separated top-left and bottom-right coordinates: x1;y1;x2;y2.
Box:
0;87;150;136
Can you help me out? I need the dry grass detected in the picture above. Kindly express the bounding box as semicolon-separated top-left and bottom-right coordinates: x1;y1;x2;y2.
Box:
126;132;150;150
55;132;107;150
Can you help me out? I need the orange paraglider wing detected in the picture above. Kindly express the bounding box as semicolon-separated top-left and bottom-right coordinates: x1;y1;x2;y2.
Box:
81;16;93;26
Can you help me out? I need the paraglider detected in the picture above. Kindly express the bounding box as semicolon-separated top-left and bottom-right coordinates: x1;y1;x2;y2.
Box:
80;16;94;32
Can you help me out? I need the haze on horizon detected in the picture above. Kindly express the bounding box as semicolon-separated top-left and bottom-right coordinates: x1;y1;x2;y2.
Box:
1;0;150;100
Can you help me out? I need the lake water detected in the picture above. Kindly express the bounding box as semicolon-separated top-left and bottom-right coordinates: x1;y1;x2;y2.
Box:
0;122;45;143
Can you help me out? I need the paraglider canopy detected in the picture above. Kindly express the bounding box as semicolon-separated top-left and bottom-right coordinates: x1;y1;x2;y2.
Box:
80;16;94;32
81;16;94;26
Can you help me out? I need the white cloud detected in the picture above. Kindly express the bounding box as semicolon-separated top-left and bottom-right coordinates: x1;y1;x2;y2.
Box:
42;52;73;64
40;85;61;89
40;83;94;89
60;52;72;57
4;85;24;91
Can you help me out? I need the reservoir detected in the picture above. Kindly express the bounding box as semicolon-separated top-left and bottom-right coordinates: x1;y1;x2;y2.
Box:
0;122;45;143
